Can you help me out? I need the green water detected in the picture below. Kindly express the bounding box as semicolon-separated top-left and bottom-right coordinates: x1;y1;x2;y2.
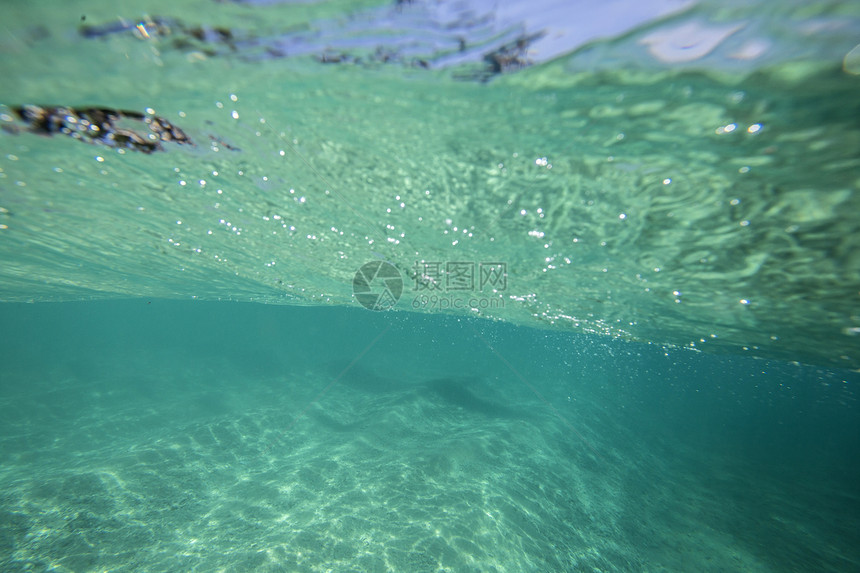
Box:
1;0;859;571
2;0;859;367
2;301;858;571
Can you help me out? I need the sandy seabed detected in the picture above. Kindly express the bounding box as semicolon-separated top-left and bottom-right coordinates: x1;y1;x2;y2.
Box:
2;357;856;573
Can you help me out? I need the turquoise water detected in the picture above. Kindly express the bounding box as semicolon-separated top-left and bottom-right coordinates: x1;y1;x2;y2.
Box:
2;301;858;571
1;0;859;571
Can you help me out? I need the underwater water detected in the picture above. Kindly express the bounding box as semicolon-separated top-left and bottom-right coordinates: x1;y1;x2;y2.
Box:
1;0;859;571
